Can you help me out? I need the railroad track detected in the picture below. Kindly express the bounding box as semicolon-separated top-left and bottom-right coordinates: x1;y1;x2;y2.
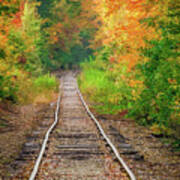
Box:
5;71;180;180
32;71;135;179
11;71;135;179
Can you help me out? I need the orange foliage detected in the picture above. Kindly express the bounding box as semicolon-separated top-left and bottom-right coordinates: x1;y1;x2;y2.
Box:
118;53;139;71
12;1;25;27
0;33;8;45
0;0;22;50
93;0;160;70
129;79;143;87
109;56;116;63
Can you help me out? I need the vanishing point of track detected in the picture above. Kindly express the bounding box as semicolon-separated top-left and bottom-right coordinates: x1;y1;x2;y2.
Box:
29;71;135;180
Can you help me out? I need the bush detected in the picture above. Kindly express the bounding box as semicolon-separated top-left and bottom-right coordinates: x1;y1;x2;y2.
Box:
79;57;132;114
79;38;180;137
129;35;180;135
14;73;59;104
33;74;58;93
0;75;18;102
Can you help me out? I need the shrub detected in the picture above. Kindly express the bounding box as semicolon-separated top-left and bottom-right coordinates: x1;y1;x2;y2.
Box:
33;74;58;93
79;56;132;114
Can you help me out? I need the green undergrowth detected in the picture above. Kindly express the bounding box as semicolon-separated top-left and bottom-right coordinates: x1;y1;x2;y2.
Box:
0;72;59;105
78;60;128;115
18;74;59;104
33;74;58;93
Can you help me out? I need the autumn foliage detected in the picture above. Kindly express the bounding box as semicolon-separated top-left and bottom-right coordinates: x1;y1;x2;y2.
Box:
0;0;179;142
0;0;57;102
79;0;180;139
0;0;98;102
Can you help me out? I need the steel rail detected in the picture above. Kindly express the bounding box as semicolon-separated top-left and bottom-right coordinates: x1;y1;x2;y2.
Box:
77;86;136;180
29;79;62;180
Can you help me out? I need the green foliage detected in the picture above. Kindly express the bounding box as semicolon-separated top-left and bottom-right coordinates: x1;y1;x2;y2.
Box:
50;43;93;69
0;74;18;102
33;74;58;93
0;2;19;15
128;2;180;134
79;63;115;114
37;0;56;19
129;35;180;135
0;49;5;59
66;0;81;18
43;0;96;69
21;2;45;74
79;52;132;114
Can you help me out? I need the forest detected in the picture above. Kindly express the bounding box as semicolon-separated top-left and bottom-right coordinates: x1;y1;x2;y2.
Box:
0;0;180;146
